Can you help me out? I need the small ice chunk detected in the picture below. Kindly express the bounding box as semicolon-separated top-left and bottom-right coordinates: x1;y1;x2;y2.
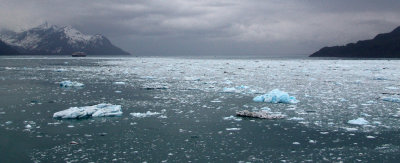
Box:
56;69;68;72
223;115;242;121
348;118;369;125
226;128;241;131
292;142;300;145
260;107;271;112
222;87;236;93
343;127;358;131
236;85;249;89
366;136;375;139
373;77;388;80
382;97;400;103
309;140;317;144
53;103;122;119
289;117;304;121
158;115;168;119
253;89;298;104
386;87;399;90
113;82;126;85
130;111;162;118
59;81;84;87
142;82;169;89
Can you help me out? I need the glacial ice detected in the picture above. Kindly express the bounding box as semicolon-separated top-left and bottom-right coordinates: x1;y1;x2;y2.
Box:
53;103;122;119
347;118;369;125
382;97;400;103
59;81;84;87
253;89;298;104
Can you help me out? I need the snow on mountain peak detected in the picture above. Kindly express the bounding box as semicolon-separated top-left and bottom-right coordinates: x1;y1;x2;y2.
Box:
62;26;94;44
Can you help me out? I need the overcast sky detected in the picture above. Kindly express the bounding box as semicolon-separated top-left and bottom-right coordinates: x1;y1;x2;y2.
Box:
1;0;400;56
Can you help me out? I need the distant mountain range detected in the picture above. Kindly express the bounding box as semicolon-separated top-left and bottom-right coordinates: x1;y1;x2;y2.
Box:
0;23;130;55
310;26;400;58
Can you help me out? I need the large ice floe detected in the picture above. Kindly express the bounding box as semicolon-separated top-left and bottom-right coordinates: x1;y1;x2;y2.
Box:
59;80;84;87
253;89;298;104
53;104;122;119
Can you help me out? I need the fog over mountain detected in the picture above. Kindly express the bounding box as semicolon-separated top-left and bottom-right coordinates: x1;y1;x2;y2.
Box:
1;0;400;56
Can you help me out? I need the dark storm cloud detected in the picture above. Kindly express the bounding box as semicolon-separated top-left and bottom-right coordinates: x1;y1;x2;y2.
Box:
1;0;400;56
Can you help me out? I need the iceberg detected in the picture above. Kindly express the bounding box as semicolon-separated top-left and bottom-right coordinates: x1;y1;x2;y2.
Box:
253;89;298;104
53;103;122;119
59;81;84;87
347;118;369;125
382;97;400;103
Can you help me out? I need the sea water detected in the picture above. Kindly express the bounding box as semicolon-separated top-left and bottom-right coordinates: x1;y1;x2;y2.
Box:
0;56;400;162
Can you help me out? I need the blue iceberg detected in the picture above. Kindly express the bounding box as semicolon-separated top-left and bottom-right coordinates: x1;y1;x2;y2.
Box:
253;89;298;104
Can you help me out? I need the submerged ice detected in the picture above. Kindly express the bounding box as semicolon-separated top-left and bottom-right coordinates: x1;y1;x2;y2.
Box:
53;104;122;119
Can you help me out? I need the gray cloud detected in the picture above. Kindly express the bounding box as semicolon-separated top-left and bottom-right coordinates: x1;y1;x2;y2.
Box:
1;0;400;56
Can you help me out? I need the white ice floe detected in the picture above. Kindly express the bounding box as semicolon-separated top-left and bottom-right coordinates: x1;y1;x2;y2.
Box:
253;89;298;104
59;81;84;87
130;110;166;118
53;103;122;119
382;97;400;103
347;118;369;125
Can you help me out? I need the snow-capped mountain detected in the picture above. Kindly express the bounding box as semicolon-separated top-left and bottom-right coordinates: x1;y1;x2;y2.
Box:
0;23;130;55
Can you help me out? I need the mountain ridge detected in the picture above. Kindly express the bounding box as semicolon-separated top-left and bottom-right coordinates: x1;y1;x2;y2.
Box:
310;26;400;58
0;23;130;55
